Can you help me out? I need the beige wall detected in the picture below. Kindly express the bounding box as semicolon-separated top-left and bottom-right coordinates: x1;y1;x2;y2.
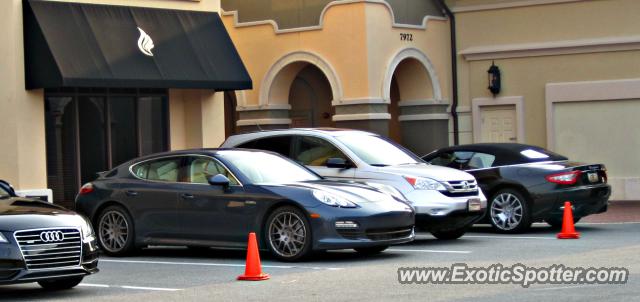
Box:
0;0;223;195
453;0;640;200
223;1;451;108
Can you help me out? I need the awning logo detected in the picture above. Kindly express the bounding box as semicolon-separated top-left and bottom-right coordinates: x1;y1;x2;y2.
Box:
137;27;155;57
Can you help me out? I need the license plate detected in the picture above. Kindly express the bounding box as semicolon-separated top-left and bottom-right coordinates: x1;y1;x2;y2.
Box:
468;198;482;212
588;172;599;183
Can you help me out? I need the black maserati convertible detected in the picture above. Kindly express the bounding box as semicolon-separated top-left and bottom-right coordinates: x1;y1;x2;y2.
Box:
0;180;99;289
75;149;415;261
423;144;610;233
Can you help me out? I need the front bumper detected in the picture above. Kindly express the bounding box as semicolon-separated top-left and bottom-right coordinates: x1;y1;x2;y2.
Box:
404;189;487;232
534;183;611;220
0;239;99;285
309;204;415;250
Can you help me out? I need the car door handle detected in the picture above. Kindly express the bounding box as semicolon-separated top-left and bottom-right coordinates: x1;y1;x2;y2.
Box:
125;191;138;197
181;193;195;199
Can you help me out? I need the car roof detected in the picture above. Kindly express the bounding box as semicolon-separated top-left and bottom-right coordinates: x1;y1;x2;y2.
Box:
234;127;374;136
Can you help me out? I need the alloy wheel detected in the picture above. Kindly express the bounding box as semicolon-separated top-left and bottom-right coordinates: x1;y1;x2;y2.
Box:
98;210;130;253
490;193;524;231
267;211;307;258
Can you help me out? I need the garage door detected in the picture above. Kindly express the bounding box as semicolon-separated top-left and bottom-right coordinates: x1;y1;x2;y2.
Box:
553;99;640;200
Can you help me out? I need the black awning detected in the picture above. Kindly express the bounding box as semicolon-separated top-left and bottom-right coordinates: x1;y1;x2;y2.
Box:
23;0;251;90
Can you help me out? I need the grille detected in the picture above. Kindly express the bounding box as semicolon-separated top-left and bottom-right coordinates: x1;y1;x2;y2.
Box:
442;180;478;196
14;228;82;270
365;227;414;241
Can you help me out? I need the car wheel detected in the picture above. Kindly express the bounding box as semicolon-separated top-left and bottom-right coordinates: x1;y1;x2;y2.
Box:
545;216;581;229
354;246;388;255
97;205;136;256
489;189;532;233
265;206;312;261
38;276;84;290
431;228;468;240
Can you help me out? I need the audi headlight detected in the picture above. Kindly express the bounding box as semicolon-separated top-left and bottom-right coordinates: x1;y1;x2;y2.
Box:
0;233;7;243
365;182;407;201
404;176;446;191
312;190;357;208
78;216;95;243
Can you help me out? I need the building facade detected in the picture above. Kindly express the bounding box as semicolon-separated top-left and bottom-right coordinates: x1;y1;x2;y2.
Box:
223;0;640;200
1;0;250;207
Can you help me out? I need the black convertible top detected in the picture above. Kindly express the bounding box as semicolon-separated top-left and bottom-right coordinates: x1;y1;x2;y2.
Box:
423;143;568;166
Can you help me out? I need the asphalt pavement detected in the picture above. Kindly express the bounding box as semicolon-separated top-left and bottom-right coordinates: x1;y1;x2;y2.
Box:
1;203;639;302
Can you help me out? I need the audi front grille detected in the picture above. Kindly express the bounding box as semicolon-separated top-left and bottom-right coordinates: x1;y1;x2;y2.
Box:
13;228;82;270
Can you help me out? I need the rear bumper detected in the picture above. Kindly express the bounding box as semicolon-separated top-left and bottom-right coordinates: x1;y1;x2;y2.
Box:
532;184;611;220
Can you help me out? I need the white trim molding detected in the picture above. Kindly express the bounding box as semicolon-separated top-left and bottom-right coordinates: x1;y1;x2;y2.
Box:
451;0;582;13
332;98;387;106
260;51;343;107
222;0;446;34
16;189;53;203
332;113;391;121
399;113;449;121
398;99;449;107
236;118;292;127
471;96;525;143
545;78;640;149
236;104;291;112
383;47;442;102
460;36;640;61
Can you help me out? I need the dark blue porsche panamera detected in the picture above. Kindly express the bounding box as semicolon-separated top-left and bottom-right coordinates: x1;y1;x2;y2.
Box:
75;149;415;261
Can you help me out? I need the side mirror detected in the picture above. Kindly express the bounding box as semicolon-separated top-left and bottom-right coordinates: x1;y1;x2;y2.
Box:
207;174;230;188
326;158;351;169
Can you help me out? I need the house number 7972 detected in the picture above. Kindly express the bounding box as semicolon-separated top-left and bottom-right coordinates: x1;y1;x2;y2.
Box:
400;33;413;41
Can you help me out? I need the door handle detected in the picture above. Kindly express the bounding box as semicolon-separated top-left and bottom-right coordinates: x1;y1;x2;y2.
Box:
181;193;195;199
125;191;138;197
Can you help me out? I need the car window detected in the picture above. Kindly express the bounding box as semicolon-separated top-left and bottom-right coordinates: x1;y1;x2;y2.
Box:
335;134;421;166
132;158;181;182
217;150;320;184
0;186;9;198
294;136;348;166
187;157;239;185
429;151;496;170
238;136;292;157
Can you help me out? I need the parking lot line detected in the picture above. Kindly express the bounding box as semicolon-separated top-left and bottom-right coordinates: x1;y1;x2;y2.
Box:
100;259;344;271
463;235;555;240
387;248;472;254
79;283;181;291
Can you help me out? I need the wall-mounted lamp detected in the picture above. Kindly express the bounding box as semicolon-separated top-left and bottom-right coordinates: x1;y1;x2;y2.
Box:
487;61;501;96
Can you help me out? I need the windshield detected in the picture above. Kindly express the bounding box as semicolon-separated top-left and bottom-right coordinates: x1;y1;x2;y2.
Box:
335;134;422;166
217;151;321;184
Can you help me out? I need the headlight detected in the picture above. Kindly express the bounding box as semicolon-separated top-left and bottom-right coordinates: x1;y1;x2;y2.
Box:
404;176;446;191
0;233;7;243
365;182;407;201
79;216;96;243
312;190;357;208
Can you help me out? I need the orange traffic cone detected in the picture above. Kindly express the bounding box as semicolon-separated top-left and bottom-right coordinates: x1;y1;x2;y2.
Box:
237;232;270;281
557;201;580;239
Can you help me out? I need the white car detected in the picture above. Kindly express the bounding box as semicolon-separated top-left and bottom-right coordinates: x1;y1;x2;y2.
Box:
222;128;487;240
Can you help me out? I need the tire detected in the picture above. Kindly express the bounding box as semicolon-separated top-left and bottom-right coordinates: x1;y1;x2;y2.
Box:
97;205;136;256
488;189;532;233
264;206;312;262
38;276;84;290
354;246;388;255
546;216;581;229
431;228;467;240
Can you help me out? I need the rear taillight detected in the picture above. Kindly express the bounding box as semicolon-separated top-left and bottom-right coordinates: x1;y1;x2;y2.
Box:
79;183;94;195
545;171;581;185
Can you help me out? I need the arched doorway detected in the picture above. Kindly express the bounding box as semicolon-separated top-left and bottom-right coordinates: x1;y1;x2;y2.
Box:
288;64;334;128
388;57;435;143
224;91;238;137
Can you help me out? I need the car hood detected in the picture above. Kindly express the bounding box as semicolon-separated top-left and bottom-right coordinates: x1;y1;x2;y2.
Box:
377;163;475;182
261;180;412;209
0;197;83;231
